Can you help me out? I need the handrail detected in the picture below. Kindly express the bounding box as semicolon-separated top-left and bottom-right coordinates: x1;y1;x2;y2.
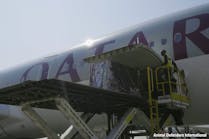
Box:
155;65;188;97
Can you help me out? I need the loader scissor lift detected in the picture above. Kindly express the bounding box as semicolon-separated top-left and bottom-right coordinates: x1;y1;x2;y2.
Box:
0;79;146;139
146;65;190;134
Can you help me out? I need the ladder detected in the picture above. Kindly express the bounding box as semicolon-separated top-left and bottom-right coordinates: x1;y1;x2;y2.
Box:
149;100;159;133
147;66;159;134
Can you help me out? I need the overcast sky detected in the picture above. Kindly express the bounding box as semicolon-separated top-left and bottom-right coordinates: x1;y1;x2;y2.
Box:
0;0;209;70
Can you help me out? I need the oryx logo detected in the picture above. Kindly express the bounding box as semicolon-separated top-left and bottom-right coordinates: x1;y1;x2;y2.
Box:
173;14;209;60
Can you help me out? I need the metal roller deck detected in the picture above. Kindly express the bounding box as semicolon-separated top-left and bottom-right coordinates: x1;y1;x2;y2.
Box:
0;79;147;113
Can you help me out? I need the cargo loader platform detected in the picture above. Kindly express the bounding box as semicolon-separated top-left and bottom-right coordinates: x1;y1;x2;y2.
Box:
0;79;147;113
0;79;149;139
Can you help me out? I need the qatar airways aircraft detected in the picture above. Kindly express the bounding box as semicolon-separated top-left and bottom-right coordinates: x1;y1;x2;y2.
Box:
0;3;208;139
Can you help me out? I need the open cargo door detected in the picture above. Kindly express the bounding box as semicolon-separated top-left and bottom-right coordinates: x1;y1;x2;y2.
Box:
84;44;163;94
84;44;162;69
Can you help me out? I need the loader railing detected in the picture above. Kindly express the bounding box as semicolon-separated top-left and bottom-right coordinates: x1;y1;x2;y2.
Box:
155;65;189;104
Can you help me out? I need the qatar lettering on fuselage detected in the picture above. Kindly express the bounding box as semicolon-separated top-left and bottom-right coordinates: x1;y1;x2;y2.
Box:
173;14;209;60
20;13;209;82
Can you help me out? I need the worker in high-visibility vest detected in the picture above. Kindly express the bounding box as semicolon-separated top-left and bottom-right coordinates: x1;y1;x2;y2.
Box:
161;50;178;94
161;50;178;71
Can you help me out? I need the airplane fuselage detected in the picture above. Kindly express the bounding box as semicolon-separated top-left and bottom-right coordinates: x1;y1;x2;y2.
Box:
0;3;208;139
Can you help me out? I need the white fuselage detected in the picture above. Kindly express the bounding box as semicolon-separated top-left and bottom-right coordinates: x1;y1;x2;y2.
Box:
0;3;208;139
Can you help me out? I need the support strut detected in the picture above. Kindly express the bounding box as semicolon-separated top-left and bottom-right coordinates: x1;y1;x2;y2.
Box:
21;97;98;139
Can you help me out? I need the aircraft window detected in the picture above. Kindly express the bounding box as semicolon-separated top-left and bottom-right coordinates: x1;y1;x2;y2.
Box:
174;33;182;43
149;41;154;47
161;38;167;45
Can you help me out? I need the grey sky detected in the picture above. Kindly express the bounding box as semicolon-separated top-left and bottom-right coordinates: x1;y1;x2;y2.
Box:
0;0;209;70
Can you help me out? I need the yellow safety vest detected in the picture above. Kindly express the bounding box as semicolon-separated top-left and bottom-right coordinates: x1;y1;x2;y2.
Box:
166;56;173;68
